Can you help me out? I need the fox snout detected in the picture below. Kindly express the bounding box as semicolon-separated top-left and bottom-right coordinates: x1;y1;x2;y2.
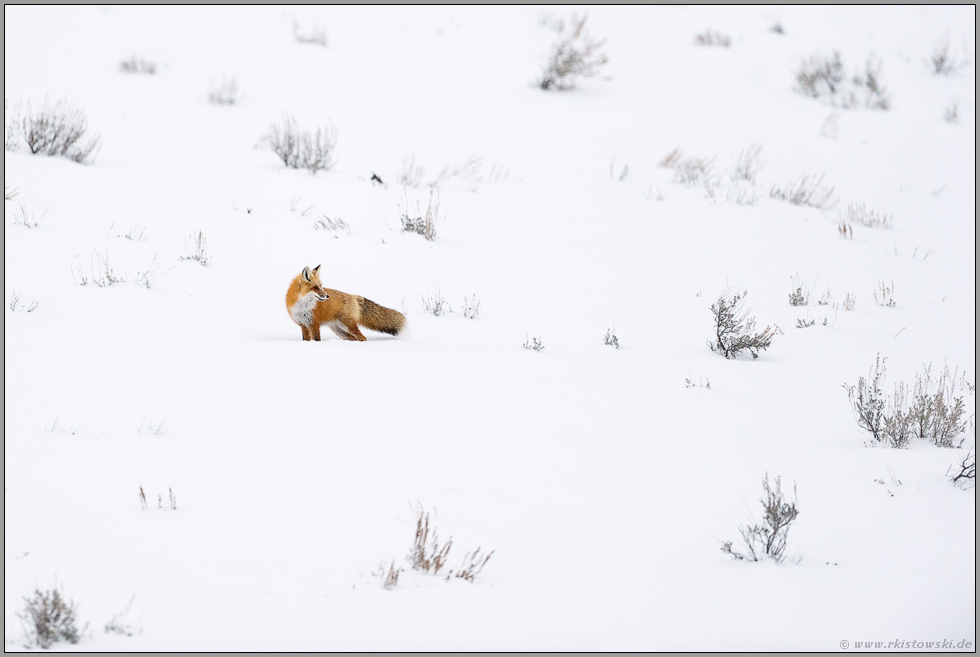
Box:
316;291;330;301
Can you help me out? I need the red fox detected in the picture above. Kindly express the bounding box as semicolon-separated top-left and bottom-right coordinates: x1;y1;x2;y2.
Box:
285;265;406;341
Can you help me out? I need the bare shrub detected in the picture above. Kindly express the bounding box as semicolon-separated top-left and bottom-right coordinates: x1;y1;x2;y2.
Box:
694;29;732;47
17;588;84;649
523;335;544;352
796;318;815;329
839;202;892;229
929;38;963;75
71;251;124;288
844;355;913;448
5;181;18;199
121;222;147;242
836;217;853;239
134;255;165;289
9;291;39;312
12;204;46;228
293;20;327;46
731;143;765;183
603;326;619;349
448;548;494;583
769;22;785;35
721;474;799;564
795;51;890;110
770;173;838;209
817;289;833;306
207;77;239;105
948;447;975;489
372;560;402;590
10;98;100;164
407;504;453;575
312;212;349;232
119;56;156;74
429;155;483;191
708;289;775;359
399;189;441;240
725;181;761;206
873;280;895;308
421;288;449;316
180;231;211;266
137;413;169;436
537;13;609;91
397;155;427;187
910;365;972;448
104;594;141;637
461;294;480;319
788;273;813;307
944;101;958;124
265;115;337;173
659;147;718;191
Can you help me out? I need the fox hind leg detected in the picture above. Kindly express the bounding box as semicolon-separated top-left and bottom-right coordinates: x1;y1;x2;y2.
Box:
345;323;367;341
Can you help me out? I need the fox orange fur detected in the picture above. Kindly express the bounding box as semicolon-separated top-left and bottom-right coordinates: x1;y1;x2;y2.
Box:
286;265;406;341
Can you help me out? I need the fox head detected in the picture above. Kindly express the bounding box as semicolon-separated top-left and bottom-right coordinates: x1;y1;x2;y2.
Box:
299;265;330;301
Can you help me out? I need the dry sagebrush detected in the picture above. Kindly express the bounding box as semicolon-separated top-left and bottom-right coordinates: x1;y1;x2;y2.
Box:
537;13;609;91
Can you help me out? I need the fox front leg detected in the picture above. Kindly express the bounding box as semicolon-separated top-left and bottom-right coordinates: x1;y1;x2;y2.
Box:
310;323;322;341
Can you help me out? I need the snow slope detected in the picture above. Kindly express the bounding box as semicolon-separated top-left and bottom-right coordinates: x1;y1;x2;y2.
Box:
4;5;975;651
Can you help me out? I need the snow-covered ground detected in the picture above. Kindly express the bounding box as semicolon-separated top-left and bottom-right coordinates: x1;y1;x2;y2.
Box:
4;5;975;651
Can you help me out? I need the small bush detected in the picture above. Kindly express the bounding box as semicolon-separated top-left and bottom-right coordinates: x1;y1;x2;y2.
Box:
721;474;799;564
788;273;812;306
293;20;327;47
180;231;211;266
844;355;913;448
399;189;441;241
523;335;544;352
119;56;156;75
929;39;962;75
265;115;337;173
770;173;838;209
372;560;402;590
944;100;958;124
840;201;892;229
9;98;100;164
207;77;239;105
910;365;972;448
421;289;449;316
794;51;890;110
407;504;453;575
537;13;609;91
708;289;775;359
731;143;764;183
17;588;84;649
461;294;480;319
842;292;856;311
104;594;140;637
694;29;731;47
948;447;975;489
769;22;785;35
603;326;619;349
12;204;46;228
873;280;895;308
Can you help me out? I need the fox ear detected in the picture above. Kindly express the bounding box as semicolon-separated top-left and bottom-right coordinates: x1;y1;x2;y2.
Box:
312;264;321;275
302;266;311;282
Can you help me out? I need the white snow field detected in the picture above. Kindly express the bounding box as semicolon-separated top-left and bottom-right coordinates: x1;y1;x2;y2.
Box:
4;5;976;651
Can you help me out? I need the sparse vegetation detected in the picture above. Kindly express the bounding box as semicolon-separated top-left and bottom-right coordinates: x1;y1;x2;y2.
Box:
836;217;854;239
9;291;40;313
842;292;856;311
119;56;156;74
909;365;972;448
603;326;619;349
399;189;441;240
8;98;100;164
873;280;895;308
770;173;838;209
461;294;480;319
104;595;141;637
537;13;609;91
207;77;239;105
929;38;963;75
71;250;124;288
134;255;165;289
943;100;958;124
721;474;799;564
137;413;169;436
421;289;449;316
794;51;891;110
948;447;975;489
407;504;453;575
448;548;494;583
820;112;841;140
397;154;427;187
659;147;718;191
180;231;211;266
708;289;775;359
840;202;892;229
312;213;350;232
293;20;327;47
788;273;813;307
373;560;402;590
17;588;84;649
731;143;765;183
523;335;545;352
11;204;46;228
769;22;785;35
5;181;18;199
694;29;731;47
265;115;337;173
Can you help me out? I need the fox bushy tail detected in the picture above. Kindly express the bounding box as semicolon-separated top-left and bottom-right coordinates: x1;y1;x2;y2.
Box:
359;297;406;335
